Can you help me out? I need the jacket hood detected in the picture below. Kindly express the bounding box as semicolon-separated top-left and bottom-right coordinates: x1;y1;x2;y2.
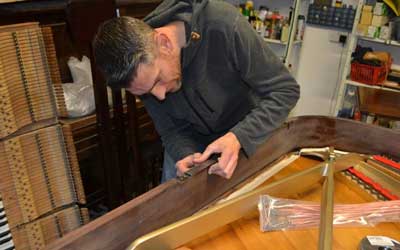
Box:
144;0;208;45
143;0;208;68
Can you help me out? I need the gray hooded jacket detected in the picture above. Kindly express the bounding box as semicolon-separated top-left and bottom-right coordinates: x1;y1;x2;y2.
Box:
142;0;300;162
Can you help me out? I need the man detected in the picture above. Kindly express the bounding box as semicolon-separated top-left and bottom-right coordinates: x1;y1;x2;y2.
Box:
93;0;300;181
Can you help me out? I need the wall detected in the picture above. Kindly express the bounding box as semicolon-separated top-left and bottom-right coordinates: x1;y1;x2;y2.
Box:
291;25;350;116
292;0;361;116
226;0;369;117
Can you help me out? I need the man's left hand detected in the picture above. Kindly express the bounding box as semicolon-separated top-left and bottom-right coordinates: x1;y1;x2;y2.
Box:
193;132;241;179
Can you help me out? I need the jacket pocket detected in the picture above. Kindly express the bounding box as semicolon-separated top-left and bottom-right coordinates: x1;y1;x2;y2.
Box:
195;90;215;114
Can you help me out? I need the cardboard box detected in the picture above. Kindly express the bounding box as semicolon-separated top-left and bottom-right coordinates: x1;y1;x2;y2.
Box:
372;15;388;26
367;25;380;38
360;11;373;25
357;23;370;36
362;5;373;12
373;2;388;16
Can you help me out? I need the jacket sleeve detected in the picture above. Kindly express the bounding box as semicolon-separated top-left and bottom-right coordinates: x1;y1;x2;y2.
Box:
229;15;300;157
141;96;203;162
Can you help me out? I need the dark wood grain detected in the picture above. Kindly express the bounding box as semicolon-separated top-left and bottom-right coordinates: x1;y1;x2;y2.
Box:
126;93;145;196
359;87;400;119
65;0;124;208
45;116;400;250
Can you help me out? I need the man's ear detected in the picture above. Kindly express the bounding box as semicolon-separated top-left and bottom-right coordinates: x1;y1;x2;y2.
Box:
155;32;173;55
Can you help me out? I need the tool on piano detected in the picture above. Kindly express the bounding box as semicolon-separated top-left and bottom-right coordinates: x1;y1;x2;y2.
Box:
359;236;400;250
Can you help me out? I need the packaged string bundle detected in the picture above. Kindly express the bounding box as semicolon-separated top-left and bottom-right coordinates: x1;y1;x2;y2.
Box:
258;195;400;232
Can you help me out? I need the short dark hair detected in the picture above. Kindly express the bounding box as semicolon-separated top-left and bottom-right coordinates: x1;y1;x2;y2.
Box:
93;16;155;89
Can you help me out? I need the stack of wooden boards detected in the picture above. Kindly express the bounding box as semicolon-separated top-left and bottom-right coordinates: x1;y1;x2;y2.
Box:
0;22;88;250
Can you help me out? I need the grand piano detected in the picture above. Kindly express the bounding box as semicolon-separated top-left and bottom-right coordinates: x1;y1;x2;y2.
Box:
44;116;400;250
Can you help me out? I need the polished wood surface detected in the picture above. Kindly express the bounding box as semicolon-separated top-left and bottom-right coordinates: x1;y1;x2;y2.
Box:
182;157;400;250
359;87;400;119
46;117;400;250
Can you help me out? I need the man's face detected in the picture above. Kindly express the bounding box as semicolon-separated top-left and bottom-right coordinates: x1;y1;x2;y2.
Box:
126;53;182;100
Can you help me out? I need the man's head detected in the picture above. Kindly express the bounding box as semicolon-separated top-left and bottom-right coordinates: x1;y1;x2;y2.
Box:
93;16;183;100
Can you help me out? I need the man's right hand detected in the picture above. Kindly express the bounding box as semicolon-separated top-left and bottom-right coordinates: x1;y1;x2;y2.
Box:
176;153;202;176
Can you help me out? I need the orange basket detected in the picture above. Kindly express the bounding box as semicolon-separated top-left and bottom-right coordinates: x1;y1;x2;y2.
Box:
350;59;392;85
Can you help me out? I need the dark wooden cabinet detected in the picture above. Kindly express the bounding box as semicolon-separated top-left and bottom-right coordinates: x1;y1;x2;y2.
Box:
0;0;163;214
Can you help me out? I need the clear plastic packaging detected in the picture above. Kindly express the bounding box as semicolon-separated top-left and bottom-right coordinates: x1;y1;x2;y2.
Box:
68;55;93;85
258;195;400;232
62;82;95;117
62;56;95;118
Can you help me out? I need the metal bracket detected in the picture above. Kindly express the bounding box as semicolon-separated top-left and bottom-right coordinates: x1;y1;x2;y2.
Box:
177;157;218;183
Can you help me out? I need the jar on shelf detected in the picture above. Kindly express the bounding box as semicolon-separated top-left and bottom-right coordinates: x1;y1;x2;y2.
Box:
366;113;376;124
296;15;305;40
339;85;358;118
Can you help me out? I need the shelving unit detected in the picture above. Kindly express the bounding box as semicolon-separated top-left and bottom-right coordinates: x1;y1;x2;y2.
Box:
333;0;363;116
238;0;306;67
333;0;400;121
358;36;400;46
346;79;400;93
264;37;287;44
263;37;302;45
282;0;303;67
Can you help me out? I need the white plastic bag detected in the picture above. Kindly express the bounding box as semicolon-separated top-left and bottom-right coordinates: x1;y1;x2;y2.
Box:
63;56;95;117
68;55;93;85
62;82;95;117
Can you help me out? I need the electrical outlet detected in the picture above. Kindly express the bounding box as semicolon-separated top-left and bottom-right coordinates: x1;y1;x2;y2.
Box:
339;34;347;45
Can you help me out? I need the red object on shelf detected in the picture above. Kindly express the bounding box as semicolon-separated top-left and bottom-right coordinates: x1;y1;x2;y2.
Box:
353;110;361;121
350;60;392;85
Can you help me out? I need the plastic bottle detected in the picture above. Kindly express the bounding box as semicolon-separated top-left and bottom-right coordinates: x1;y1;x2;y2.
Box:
281;20;289;42
242;7;250;21
341;86;357;118
296;15;305;41
335;0;343;7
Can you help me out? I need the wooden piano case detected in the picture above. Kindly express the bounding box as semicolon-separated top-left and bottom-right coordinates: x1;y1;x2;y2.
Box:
46;116;400;250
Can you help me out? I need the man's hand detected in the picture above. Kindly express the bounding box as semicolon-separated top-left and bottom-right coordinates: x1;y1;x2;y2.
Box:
194;132;241;179
176;153;202;177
